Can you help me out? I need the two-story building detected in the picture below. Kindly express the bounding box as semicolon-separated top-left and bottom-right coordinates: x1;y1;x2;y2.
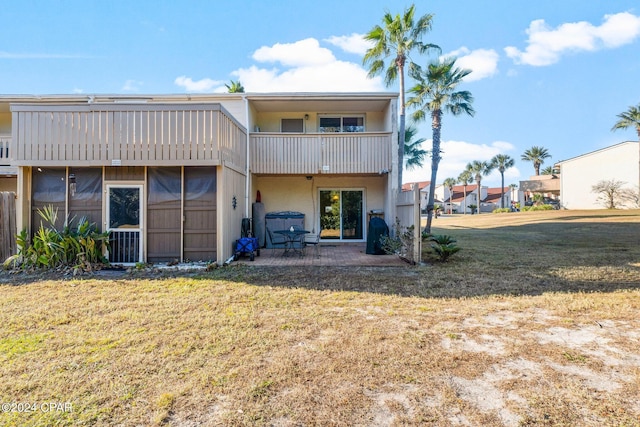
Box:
0;92;399;264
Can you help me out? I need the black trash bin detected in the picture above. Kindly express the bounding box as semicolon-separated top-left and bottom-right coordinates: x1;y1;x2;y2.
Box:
366;217;389;255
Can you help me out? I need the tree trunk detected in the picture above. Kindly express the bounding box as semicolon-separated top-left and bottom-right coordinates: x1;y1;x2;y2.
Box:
476;178;482;214
397;65;406;190
463;186;467;214
424;111;442;233
637;128;640;193
500;170;505;209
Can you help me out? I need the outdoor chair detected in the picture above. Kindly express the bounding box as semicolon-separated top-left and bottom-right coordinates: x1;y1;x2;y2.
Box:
303;233;320;258
266;227;287;256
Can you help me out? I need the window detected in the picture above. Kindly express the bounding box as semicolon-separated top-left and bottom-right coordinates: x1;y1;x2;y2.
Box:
281;118;304;133
319;116;364;133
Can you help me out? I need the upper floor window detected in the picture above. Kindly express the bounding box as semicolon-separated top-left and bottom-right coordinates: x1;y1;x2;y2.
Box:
319;116;364;133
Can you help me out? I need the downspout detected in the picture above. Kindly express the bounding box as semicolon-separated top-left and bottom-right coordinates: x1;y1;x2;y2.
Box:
244;95;250;219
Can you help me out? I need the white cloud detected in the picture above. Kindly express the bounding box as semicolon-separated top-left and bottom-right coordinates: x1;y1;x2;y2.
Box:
122;79;143;92
404;140;519;187
72;88;84;94
443;47;499;81
324;33;372;55
211;36;385;92
174;76;223;92
230;61;384;92
505;12;640;66
253;38;335;67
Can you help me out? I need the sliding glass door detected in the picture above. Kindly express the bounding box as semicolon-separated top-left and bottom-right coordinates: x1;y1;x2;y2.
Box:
319;189;364;240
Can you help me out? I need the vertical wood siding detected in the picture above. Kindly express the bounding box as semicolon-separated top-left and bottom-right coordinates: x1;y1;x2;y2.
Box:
0;192;16;261
250;133;391;174
11;104;246;169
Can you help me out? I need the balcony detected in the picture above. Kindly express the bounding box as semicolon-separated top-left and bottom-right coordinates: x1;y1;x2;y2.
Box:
10;104;246;169
250;132;392;175
0;136;16;175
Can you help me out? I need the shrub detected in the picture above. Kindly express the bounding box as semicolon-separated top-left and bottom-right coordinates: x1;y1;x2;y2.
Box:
428;234;461;262
4;205;110;272
380;218;416;263
492;208;511;213
522;204;554;212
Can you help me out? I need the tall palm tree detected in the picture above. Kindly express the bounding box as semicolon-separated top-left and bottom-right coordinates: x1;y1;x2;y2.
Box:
442;177;457;214
465;160;493;214
225;80;245;93
404;124;428;170
363;4;439;189
407;57;474;232
521;146;550;176
490;154;515;209
541;166;555;175
457;169;473;215
611;103;640;188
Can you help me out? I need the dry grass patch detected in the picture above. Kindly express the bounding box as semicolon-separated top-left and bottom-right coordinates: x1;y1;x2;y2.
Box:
1;210;639;426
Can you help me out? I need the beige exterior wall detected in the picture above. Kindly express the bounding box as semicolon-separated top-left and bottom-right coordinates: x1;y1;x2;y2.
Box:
253;111;386;133
253;175;387;237
0;113;11;134
0;176;16;192
219;165;247;262
559;142;639;209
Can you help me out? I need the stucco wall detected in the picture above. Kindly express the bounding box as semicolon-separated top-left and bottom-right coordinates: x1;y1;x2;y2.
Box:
560;142;639;209
253;175;387;236
253;111;386;133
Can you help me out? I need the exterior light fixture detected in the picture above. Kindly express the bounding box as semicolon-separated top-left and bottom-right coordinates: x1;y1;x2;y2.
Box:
232;195;237;210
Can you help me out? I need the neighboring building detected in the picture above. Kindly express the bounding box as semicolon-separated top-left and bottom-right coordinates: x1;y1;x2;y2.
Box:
556;141;639;209
519;174;560;205
402;181;430;212
443;185;507;213
483;187;511;211
1;92;399;264
404;181;509;214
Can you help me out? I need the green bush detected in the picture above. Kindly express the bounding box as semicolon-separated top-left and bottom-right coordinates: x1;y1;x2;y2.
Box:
4;205;110;272
492;208;511;213
428;234;461;262
521;204;554;212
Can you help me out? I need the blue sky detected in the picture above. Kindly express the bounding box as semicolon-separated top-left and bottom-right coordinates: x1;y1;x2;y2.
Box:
1;0;639;187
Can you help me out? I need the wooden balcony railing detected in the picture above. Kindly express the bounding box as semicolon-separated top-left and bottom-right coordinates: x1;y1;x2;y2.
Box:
0;136;9;164
10;104;246;169
250;132;392;175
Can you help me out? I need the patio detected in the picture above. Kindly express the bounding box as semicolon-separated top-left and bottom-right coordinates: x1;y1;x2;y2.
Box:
235;243;409;267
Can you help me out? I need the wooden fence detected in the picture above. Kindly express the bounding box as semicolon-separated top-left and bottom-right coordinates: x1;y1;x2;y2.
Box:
0;192;17;262
396;186;422;264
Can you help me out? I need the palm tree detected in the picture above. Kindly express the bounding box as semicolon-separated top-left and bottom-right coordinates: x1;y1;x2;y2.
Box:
442;177;457;214
457;170;473;215
611;103;640;187
225;80;245;93
407;57;474;232
363;4;439;189
521;146;551;176
465;160;493;214
541;166;555;175
490;154;515;209
404;124;428;170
